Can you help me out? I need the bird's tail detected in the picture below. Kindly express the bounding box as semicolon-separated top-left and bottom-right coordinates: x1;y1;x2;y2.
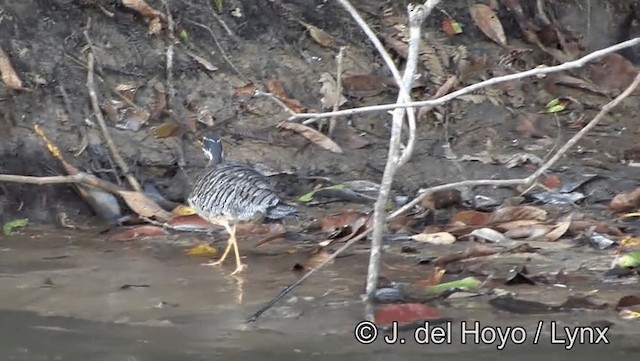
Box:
265;203;298;220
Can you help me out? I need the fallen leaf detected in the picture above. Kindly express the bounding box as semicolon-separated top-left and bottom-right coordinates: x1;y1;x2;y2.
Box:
292;248;333;271
297;184;344;203
277;121;342;153
487;205;547;224
3;218;28;236
442;17;463;36
450;210;490;226
298;22;334;48
320;210;369;233
118;190;172;222
153;121;180;139
412;232;456;245
187;52;219;72
318;72;347;109
587;54;638;97
341;74;387;98
233;82;257;103
186;243;218;257
122;0;162;21
609;187;640;213
464;227;508;243
420;189;462;210
266;78;306;113
347;132;371;149
172;205;197;216
0;47;24;90
614;251;640;268
469;3;507;47
106;225;169;241
503;224;552;240
374;303;442;328
545;219;572;242
425;277;482;294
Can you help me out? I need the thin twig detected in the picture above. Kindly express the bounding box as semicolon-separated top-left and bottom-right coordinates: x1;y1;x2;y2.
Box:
289;37;640;121
161;0;176;109
209;2;236;37
364;2;431;322
328;46;347;137
87;53;142;192
185;19;243;78
247;71;640;324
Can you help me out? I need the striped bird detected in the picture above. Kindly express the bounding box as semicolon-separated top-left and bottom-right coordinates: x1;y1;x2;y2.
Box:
188;133;297;275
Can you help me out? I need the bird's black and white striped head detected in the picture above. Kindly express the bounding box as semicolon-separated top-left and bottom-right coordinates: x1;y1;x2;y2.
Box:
201;133;224;166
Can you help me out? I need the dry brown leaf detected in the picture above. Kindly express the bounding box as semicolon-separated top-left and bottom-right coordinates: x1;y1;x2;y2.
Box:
122;0;162;20
299;22;334;48
342;74;387;98
347;132;371;149
266;78;306;113
421;189;462;210
187;52;219;72
493;219;543;231
487;205;547;224
318;72;347;109
118;190;172;221
450;210;490;226
503;224;552;240
545;219;572;242
277;121;342;153
609;187;640;213
233;82;256;102
464;227;508;243
588;53;640;97
469;3;507;47
412;232;456;245
0;47;24;90
293;248;334;271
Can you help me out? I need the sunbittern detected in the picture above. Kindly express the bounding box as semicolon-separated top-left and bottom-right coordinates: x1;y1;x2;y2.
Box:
188;134;297;275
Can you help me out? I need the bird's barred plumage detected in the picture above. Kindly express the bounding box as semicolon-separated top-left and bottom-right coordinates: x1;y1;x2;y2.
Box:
188;161;297;222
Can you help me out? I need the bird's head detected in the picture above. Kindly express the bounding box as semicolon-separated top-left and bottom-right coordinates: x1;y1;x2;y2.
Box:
201;133;224;166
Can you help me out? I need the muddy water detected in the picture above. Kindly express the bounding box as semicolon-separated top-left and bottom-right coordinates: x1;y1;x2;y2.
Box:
0;229;639;360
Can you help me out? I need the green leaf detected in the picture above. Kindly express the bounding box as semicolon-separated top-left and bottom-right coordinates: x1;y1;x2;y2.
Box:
617;251;640;268
545;98;560;108
546;104;566;113
425;276;482;294
296;184;344;202
3;218;29;236
179;29;189;42
213;0;224;12
452;21;463;34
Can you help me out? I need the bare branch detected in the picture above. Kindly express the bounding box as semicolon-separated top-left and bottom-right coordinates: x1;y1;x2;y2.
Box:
161;0;176;109
364;2;433;322
289;37;640;121
87;53;143;192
